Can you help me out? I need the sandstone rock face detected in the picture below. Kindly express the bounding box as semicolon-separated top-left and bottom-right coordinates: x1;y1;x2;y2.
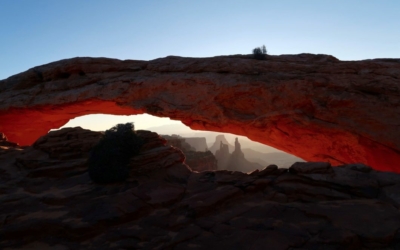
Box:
1;128;400;249
0;54;399;172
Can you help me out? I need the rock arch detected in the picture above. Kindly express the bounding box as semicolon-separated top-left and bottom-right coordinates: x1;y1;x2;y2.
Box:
0;54;399;172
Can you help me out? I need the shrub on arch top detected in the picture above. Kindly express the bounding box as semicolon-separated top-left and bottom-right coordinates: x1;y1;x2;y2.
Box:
88;122;144;184
252;45;267;60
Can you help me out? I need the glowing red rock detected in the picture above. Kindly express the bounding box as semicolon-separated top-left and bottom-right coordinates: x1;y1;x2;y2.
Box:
0;54;399;172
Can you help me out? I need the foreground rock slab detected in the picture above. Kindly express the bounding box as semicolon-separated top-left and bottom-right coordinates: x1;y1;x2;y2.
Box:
0;54;400;172
1;128;400;249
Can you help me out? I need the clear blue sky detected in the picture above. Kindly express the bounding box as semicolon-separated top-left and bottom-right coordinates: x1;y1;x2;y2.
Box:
1;0;399;79
1;0;399;131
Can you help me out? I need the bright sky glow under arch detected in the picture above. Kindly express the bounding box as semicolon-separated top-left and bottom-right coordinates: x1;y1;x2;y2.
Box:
60;114;182;131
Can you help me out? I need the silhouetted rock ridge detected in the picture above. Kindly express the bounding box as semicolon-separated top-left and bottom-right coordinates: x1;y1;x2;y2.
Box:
1;128;400;248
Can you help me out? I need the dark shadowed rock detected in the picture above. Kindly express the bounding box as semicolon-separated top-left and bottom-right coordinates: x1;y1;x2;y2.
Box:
290;161;332;174
0;127;400;249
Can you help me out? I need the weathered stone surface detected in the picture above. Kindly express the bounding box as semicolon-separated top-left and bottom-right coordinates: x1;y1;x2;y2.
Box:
289;161;332;174
33;127;103;159
1;128;400;249
0;54;399;172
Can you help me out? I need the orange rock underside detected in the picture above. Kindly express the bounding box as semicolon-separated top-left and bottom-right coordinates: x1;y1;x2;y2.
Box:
0;100;141;146
0;55;399;172
1;99;400;173
184;117;400;173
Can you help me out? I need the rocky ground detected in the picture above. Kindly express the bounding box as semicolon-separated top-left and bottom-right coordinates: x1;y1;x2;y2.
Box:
1;128;400;249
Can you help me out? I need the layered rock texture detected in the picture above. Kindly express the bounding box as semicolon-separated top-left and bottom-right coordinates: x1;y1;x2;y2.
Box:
0;54;400;172
1;128;400;249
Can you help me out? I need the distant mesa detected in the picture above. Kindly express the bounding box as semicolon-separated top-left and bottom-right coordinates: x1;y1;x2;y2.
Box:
215;137;263;172
209;134;234;154
0;54;399;172
162;133;301;172
162;134;218;172
210;134;303;171
182;137;207;151
162;134;196;152
215;139;230;170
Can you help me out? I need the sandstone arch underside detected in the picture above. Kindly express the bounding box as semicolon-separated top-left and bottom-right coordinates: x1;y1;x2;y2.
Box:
0;54;399;172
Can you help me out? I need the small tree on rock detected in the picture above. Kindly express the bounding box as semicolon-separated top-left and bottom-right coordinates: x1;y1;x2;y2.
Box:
262;45;267;54
252;45;267;60
88;122;144;184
